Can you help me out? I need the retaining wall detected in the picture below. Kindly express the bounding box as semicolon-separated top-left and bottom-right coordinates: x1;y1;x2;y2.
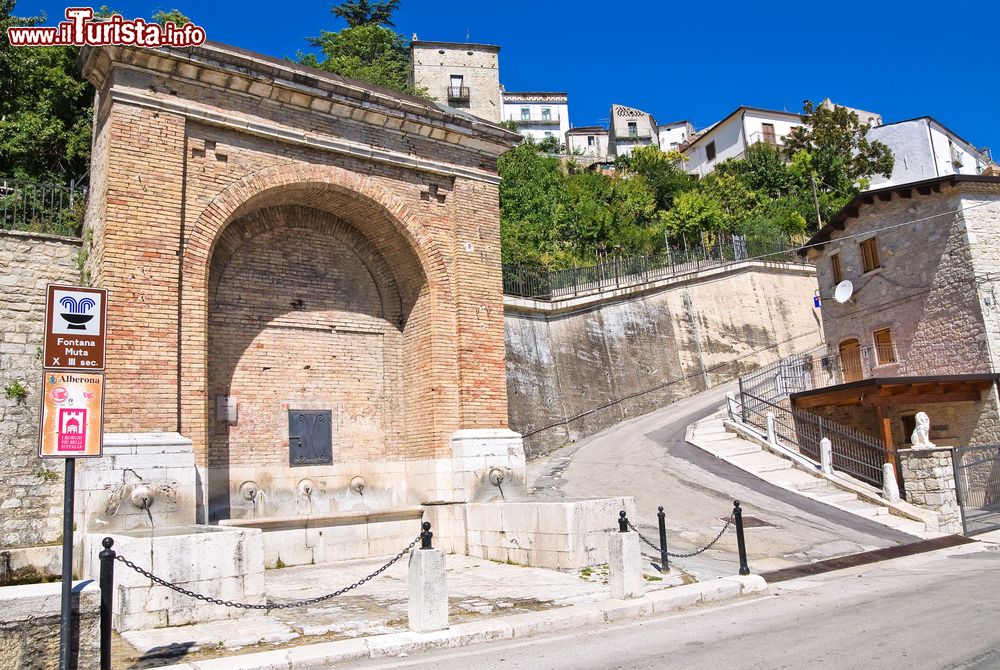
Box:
505;262;823;458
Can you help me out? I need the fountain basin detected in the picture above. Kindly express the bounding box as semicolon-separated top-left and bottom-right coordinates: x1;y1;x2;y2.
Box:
220;507;424;568
81;525;264;631
463;497;637;569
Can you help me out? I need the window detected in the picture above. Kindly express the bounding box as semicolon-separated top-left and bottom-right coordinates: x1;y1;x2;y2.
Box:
873;328;897;365
860;237;881;273
628;121;638;137
706;141;716;161
587;136;595;146
450;74;463;88
544;131;553;138
831;253;843;284
521;107;530;120
761;123;777;145
542;108;551;121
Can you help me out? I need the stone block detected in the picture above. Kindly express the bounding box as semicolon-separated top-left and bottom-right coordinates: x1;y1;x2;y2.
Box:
407;548;447;633
608;531;643;600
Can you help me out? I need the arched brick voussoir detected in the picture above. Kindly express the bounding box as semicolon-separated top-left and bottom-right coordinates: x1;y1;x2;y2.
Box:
183;163;453;305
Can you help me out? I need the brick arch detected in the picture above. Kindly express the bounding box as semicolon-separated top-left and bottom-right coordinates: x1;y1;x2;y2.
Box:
179;164;460;484
184;163;452;304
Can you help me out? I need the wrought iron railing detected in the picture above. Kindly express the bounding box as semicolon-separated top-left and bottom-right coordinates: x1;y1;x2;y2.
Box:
737;387;887;488
0;177;86;237
502;233;809;300
447;86;470;101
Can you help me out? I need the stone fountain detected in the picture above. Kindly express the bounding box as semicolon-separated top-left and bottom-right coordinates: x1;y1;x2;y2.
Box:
77;433;264;631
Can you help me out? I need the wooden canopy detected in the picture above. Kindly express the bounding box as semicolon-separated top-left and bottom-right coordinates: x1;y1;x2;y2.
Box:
790;375;999;470
790;375;999;410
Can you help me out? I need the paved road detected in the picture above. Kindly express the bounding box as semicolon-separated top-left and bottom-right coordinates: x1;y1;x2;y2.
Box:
527;384;915;578
351;539;1000;670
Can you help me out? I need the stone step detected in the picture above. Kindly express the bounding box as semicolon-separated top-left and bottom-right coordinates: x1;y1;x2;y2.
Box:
696;432;737;444
769;469;824;489
882;517;931;536
813;491;859;504
728;451;792;473
716;443;762;457
836;499;881;517
790;477;828;492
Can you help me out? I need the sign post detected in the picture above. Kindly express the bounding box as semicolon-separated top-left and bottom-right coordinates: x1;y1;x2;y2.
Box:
40;284;108;670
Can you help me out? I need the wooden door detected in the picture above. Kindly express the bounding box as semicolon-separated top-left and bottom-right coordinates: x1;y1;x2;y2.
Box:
839;338;863;383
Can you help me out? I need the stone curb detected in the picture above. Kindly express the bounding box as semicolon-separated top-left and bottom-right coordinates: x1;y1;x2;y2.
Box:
151;575;767;669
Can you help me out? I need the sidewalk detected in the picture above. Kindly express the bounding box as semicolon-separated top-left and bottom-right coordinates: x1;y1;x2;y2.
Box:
116;553;765;669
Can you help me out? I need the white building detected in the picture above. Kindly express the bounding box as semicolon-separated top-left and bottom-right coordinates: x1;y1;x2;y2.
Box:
608;104;659;158
682;106;802;177
566;126;610;161
866;117;992;188
657;120;695;153
501;92;570;145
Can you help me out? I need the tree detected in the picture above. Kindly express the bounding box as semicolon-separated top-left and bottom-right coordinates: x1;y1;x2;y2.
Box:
783;100;894;194
663;190;725;237
152;9;192;27
614;145;694;212
331;0;400;27
0;2;93;182
300;1;426;97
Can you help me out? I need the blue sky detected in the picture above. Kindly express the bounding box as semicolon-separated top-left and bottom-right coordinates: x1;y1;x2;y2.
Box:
13;0;1000;155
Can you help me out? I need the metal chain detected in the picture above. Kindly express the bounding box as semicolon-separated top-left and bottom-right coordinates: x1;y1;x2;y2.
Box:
114;534;421;611
627;513;734;559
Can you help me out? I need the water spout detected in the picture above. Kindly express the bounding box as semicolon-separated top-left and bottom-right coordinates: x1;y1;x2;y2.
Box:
488;468;506;501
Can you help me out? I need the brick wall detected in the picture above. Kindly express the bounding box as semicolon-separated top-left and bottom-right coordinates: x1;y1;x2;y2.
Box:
0;231;80;549
78;43;516;512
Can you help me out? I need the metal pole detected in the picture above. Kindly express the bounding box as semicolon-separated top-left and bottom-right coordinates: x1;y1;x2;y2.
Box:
58;457;76;670
618;510;629;532
657;506;669;572
734;501;750;576
420;521;433;550
99;538;116;670
810;175;822;228
738;377;747;423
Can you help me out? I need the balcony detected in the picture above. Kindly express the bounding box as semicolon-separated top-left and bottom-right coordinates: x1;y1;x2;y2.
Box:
447;86;470;102
508;114;562;126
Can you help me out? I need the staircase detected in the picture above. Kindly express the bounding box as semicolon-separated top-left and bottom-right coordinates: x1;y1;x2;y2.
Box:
688;414;936;538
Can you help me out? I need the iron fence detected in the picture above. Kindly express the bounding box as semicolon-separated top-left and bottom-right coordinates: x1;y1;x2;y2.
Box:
0;177;86;237
953;444;1000;535
503;233;808;300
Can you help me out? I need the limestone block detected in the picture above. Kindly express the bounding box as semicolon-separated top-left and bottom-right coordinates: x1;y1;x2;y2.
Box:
407;549;448;633
608;531;643;600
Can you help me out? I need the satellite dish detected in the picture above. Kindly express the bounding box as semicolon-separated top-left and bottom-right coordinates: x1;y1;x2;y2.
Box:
834;280;854;304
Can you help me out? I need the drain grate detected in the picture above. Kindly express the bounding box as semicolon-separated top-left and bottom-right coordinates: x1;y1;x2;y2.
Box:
722;515;775;528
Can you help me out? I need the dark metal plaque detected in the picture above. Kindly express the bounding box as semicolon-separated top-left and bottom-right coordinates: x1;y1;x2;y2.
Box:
288;410;332;466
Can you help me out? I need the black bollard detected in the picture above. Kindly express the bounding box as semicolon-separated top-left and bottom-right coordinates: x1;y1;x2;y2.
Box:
657;506;669;572
99;537;116;670
420;521;433;550
733;501;750;576
618;510;629;533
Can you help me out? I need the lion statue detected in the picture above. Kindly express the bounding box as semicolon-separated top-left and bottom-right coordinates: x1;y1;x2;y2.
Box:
910;411;935;448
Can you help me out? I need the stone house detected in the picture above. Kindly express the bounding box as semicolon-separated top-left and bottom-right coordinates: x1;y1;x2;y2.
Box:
795;175;1000;458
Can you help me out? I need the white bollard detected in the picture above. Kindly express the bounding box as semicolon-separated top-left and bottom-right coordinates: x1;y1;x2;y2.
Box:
408;525;448;633
609;512;644;600
766;412;777;445
820;438;833;475
882;463;901;502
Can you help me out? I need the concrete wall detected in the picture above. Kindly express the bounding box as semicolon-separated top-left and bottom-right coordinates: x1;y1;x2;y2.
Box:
0;231;81;554
505;262;823;457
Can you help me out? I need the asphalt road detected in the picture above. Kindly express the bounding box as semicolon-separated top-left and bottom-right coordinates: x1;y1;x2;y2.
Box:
350;539;1000;670
527;383;915;578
